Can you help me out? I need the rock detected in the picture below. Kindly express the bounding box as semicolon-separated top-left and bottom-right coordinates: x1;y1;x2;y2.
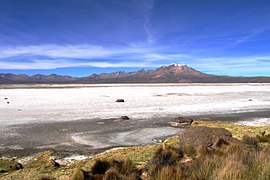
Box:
4;97;8;100
24;151;59;169
249;99;253;101
212;138;230;149
115;99;125;102
119;116;129;120
97;122;105;125
7;102;9;104
175;117;193;124
179;126;240;148
46;159;60;168
167;121;182;127
167;117;194;127
59;128;70;132
112;116;130;122
0;159;23;173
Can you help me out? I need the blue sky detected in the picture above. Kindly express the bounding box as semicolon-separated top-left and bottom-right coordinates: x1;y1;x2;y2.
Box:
0;0;270;77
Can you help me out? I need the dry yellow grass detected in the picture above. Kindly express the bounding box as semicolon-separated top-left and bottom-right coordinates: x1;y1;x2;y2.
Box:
1;120;270;180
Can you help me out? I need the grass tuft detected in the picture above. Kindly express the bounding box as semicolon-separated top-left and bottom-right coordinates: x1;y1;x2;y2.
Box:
39;174;56;180
91;159;110;175
242;135;259;148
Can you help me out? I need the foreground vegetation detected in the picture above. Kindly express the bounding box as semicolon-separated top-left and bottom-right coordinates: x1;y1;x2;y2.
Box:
193;121;270;139
1;121;270;180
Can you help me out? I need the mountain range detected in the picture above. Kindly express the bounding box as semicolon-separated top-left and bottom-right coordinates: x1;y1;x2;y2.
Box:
1;64;270;84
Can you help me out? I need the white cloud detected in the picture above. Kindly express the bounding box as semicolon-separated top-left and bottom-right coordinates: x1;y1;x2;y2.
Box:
0;59;161;70
0;44;187;69
0;44;270;76
0;44;154;59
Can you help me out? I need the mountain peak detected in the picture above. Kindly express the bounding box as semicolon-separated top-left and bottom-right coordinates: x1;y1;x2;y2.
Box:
170;63;187;67
160;63;191;70
160;63;187;68
2;64;270;84
154;64;207;77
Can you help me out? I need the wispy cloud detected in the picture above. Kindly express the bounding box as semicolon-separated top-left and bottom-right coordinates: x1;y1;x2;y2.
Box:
187;56;270;76
0;44;270;77
0;59;161;70
139;0;155;44
0;44;170;69
234;27;270;45
0;44;191;62
0;44;153;59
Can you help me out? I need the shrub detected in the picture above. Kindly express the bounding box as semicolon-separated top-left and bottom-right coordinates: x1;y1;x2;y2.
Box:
256;131;270;143
214;138;229;148
91;159;110;175
88;159;138;179
154;165;185;180
191;155;221;179
182;144;197;158
152;147;180;166
39;174;55;180
225;143;243;155
242;135;259;148
103;168;122;180
215;154;247;180
72;168;85;180
197;145;209;157
111;159;136;176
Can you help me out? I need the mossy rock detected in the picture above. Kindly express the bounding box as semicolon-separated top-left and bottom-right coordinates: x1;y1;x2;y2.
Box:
0;159;22;173
179;126;240;148
23;151;60;174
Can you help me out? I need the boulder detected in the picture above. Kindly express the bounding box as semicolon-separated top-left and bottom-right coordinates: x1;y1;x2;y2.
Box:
0;159;23;173
167;121;183;127
115;99;125;102
175;117;193;124
119;116;130;120
179;126;240;148
167;117;193;127
212;138;230;149
24;151;60;169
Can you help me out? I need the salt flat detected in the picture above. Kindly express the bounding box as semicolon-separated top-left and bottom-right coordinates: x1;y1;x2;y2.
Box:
0;83;270;156
1;83;270;125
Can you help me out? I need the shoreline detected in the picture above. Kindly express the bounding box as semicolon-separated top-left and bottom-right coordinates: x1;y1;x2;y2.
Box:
1;83;270;89
1;115;269;180
1;110;270;159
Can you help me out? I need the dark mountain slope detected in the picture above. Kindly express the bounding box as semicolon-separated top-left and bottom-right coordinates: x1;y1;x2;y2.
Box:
1;64;270;84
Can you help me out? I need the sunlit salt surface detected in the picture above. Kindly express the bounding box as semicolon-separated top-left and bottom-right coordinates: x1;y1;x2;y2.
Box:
236;118;270;126
1;83;270;126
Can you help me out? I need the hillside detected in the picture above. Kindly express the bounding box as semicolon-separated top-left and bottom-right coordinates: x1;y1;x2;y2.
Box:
1;64;270;84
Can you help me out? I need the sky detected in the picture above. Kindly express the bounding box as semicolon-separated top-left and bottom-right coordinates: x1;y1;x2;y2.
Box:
0;0;270;77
